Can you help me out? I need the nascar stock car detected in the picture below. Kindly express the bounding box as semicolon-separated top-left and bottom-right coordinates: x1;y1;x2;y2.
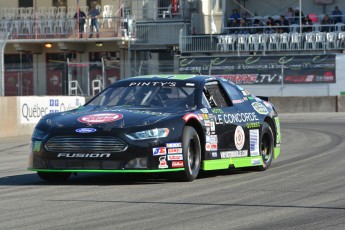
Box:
28;75;281;182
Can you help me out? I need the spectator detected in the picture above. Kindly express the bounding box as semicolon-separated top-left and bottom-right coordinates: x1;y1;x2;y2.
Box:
286;7;295;24
89;4;100;38
252;18;264;33
265;17;275;34
228;17;240;34
331;6;343;23
238;18;250;34
229;9;241;21
74;9;86;38
278;15;290;33
303;15;313;32
321;14;332;32
294;7;305;24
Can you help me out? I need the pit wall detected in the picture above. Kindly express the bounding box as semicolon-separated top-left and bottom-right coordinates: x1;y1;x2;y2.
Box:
0;96;344;138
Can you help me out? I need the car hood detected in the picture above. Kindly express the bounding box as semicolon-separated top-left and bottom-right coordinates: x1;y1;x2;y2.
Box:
38;105;194;131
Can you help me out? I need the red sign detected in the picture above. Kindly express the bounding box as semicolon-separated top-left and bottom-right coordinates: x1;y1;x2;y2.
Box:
172;161;184;168
77;113;123;124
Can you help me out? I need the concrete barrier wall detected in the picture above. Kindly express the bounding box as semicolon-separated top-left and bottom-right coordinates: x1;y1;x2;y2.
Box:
270;97;337;113
0;96;344;138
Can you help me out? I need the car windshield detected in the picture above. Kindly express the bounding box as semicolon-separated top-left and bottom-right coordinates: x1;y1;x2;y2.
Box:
89;85;196;108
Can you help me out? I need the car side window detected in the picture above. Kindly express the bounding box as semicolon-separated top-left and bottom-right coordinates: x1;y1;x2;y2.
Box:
203;81;232;108
221;81;244;101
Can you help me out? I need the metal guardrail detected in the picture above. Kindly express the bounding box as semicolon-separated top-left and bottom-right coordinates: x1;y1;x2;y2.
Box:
180;31;345;54
2;17;123;39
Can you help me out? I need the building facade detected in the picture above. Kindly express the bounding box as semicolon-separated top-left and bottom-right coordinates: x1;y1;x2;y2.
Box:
1;0;345;96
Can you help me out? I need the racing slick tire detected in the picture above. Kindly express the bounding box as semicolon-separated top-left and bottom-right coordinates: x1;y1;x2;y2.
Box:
256;122;274;171
37;172;71;182
174;126;201;182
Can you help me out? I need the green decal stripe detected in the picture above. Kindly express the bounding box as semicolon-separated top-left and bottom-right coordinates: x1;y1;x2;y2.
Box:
231;157;262;168
274;147;280;159
202;159;231;170
202;156;263;171
28;168;184;173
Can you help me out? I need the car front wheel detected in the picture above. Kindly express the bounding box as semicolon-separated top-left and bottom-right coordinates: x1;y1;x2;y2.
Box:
175;126;201;182
257;122;274;171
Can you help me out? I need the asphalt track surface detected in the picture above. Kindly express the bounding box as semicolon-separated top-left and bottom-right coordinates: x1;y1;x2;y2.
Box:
0;113;344;230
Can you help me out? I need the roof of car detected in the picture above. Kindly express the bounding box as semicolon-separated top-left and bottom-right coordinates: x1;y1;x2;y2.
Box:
121;75;217;83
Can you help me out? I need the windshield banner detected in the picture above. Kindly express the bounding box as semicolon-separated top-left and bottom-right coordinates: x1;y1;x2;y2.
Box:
179;55;336;84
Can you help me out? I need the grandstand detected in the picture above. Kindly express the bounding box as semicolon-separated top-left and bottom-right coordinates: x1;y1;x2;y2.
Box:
0;0;345;97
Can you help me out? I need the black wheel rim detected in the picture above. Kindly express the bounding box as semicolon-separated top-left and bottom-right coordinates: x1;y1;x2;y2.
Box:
261;133;271;163
188;139;196;169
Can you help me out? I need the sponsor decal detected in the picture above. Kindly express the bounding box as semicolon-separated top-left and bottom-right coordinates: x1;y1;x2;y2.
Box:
202;114;209;120
128;81;176;87
206;135;218;144
205;143;211;151
232;99;244;104
172;161;184;168
206;127;211;135
200;108;208;113
246;122;261;129
234;126;245;150
220;151;232;158
233;150;248;158
215;112;259;124
204;120;211;127
168;148;182;154
158;156;169;169
211;108;224;114
250;129;260;156
166;142;182;148
186;83;195;86
75;128;97;133
210;122;215;131
57;153;111;158
220;150;248;158
78;113;123;124
210;144;218;151
211;152;218;158
167;154;183;161
252;102;269;115
197;114;204;120
32;141;41;152
251;158;261;165
153;147;167;156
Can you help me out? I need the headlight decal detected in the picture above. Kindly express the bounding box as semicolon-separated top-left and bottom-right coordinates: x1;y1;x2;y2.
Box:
126;128;169;140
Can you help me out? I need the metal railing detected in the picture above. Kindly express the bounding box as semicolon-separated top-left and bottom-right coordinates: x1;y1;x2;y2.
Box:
2;17;123;40
180;30;345;54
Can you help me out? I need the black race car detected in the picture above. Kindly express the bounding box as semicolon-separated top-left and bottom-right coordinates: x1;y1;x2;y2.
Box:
28;75;281;182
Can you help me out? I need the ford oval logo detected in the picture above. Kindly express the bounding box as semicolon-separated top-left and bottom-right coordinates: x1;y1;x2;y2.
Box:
75;128;97;133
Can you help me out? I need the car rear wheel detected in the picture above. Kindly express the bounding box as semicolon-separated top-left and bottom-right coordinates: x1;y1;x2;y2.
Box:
174;126;201;182
37;172;71;182
257;122;274;171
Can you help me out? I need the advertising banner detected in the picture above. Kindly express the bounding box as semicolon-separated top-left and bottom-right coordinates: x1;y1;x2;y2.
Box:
179;55;336;84
20;96;85;124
